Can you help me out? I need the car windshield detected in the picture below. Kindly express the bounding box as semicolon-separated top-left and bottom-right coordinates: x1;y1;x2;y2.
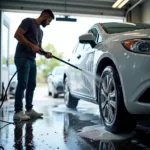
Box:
54;67;64;75
101;22;150;34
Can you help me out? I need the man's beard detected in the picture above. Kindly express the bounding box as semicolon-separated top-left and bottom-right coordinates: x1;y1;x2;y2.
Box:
41;19;47;27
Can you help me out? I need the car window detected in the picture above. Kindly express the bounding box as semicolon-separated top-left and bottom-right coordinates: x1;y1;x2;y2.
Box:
75;42;85;53
97;29;103;43
88;28;99;44
52;67;64;76
72;43;78;54
98;35;103;43
84;43;91;51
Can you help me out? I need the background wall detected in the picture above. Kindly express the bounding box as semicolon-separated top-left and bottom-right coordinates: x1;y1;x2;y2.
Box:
130;5;142;23
141;0;150;23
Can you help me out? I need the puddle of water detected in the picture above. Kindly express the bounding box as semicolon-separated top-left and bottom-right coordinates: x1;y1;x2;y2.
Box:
78;125;135;141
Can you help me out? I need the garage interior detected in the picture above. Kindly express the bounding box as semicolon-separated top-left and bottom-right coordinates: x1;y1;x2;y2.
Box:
1;0;149;22
0;0;150;150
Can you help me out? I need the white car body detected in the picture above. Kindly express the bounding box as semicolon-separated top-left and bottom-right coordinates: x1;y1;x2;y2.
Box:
9;64;17;98
47;66;64;98
63;22;150;133
95;27;150;114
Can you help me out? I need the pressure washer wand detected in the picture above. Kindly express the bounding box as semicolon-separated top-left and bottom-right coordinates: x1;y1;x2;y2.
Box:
39;50;82;71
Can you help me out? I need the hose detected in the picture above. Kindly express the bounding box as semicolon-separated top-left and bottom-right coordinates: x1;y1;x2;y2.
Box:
0;59;27;108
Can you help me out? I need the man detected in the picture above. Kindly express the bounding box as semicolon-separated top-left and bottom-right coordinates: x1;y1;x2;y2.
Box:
13;9;54;120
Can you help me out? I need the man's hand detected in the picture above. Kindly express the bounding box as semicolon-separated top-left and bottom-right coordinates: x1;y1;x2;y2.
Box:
45;52;52;58
38;48;52;58
31;44;40;53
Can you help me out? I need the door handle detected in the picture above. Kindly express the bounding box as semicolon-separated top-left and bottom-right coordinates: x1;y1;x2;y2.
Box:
77;54;81;59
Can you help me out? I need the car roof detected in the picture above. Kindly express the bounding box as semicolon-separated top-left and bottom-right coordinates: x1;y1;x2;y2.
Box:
97;22;150;34
99;22;150;27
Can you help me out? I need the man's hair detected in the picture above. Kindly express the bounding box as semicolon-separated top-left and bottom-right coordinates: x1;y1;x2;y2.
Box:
40;9;55;19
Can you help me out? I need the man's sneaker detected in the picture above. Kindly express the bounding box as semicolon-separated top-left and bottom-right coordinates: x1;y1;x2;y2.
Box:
25;109;43;118
13;111;30;121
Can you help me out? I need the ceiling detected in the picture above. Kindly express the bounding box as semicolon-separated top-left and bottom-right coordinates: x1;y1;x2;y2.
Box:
0;0;145;17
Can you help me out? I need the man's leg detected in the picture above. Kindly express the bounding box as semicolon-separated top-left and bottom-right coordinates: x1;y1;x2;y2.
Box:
14;58;30;120
25;60;36;110
25;60;43;118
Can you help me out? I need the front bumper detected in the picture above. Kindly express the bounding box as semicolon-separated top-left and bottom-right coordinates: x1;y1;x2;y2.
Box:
116;48;150;114
53;82;64;94
9;81;17;95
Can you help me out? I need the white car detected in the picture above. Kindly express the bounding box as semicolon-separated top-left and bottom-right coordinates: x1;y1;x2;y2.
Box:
63;22;150;133
9;64;17;98
47;66;64;98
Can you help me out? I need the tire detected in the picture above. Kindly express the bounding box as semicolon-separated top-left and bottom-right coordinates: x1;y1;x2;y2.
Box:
48;91;51;96
98;66;137;133
64;78;79;108
51;85;58;98
48;83;51;96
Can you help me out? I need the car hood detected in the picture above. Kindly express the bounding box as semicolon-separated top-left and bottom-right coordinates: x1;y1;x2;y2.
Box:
105;29;150;42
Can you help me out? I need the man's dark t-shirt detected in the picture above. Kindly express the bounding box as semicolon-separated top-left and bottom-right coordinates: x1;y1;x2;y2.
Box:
15;18;43;60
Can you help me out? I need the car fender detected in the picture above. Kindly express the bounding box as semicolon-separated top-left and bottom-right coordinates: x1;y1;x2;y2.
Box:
94;51;126;108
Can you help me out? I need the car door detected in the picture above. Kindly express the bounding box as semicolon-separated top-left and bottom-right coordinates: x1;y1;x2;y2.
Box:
75;27;100;98
66;43;84;92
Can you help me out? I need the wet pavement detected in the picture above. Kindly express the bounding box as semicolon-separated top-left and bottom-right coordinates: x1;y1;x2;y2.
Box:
0;87;150;150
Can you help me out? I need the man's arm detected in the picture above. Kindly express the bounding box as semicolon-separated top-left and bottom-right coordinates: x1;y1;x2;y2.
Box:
14;28;35;48
14;27;40;53
38;44;45;55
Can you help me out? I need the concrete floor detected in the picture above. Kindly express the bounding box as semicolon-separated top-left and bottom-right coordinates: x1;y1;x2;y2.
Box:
0;87;150;150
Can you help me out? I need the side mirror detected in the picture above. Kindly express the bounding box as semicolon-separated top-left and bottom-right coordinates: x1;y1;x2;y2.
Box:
79;33;96;48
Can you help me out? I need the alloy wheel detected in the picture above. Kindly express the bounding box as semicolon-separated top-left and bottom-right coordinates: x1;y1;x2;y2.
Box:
100;74;117;125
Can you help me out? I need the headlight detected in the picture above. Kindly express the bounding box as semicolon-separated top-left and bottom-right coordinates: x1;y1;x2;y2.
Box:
122;39;150;54
137;42;150;52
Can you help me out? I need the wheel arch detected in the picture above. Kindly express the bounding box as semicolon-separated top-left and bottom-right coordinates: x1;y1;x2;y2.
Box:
96;57;125;105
